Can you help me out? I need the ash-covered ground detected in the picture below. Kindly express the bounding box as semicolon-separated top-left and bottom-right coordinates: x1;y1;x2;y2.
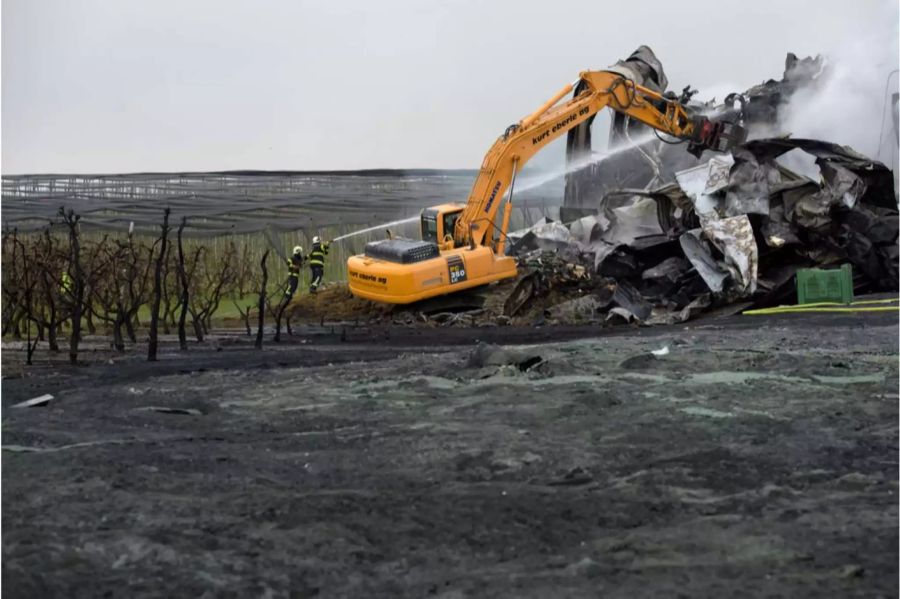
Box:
2;312;898;598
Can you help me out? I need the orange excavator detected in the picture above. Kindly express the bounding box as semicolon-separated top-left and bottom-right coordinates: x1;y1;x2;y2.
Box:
347;68;745;304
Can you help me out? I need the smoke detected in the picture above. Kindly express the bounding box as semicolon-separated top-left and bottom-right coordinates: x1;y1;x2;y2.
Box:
779;1;899;161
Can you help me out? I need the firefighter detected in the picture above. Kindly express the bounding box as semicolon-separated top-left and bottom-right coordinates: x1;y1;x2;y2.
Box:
61;270;73;296
308;236;330;293
284;245;305;301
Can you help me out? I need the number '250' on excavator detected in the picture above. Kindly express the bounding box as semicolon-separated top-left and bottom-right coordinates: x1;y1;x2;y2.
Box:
346;67;747;304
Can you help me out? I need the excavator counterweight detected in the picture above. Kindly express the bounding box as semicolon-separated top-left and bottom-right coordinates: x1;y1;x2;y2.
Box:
347;68;746;304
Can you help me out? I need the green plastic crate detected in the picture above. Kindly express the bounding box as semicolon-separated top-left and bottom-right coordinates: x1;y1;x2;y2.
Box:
796;264;853;305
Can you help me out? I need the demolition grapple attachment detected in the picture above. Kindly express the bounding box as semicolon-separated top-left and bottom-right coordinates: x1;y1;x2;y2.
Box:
687;117;747;157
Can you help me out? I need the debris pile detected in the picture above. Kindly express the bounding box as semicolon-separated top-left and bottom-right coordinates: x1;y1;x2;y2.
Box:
502;138;898;326
289;135;897;329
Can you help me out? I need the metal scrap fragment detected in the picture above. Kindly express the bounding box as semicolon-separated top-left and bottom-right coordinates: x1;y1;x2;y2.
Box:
702;215;759;295
679;232;728;293
12;394;53;408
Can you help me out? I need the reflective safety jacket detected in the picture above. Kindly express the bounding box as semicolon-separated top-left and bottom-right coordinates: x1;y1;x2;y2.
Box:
287;252;305;276
309;242;329;267
61;270;73;293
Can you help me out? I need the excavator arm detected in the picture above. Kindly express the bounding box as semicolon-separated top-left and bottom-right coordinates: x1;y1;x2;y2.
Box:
455;70;745;248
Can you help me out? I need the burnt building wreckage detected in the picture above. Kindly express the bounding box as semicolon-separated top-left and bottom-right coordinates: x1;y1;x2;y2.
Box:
495;47;900;325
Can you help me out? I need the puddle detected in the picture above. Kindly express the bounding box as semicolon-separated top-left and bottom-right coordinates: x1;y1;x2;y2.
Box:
647;393;692;403
680;406;735;419
471;374;609;389
418;376;459;390
687;371;807;385
810;374;884;385
733;407;787;421
282;402;339;412
686;370;886;387
621;373;672;384
351;376;459;394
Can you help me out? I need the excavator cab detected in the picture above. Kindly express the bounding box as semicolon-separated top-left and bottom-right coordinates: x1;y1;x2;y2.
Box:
358;202;466;267
421;203;465;249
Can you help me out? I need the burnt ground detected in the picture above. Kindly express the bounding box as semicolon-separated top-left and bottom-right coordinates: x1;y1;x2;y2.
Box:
2;311;898;598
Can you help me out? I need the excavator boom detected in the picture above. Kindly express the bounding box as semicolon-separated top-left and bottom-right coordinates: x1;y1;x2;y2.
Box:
347;68;745;304
458;70;743;248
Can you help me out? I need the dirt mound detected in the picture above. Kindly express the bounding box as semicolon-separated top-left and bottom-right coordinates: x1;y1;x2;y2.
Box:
285;284;394;323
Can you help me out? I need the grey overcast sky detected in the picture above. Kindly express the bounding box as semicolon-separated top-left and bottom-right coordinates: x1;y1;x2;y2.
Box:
2;0;898;174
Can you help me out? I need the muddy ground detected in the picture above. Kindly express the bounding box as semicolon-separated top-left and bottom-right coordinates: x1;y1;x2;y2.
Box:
2;312;898;598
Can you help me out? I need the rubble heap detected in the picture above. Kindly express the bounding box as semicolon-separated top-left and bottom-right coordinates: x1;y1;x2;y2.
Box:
288;137;896;330
503;138;898;326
